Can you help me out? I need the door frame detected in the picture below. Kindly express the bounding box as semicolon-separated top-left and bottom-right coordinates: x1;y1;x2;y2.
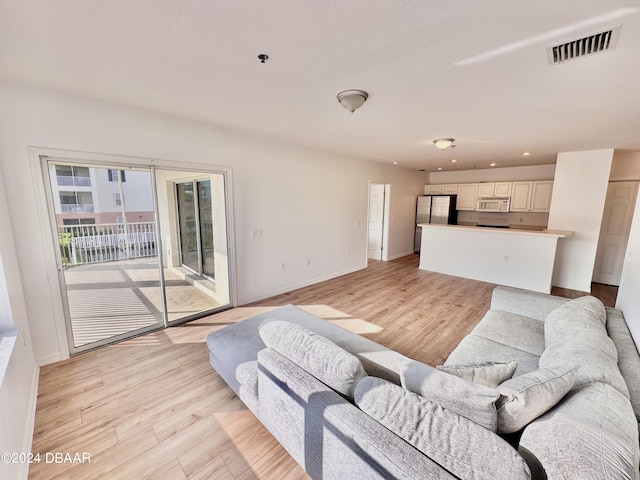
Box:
367;182;391;261
29;146;237;361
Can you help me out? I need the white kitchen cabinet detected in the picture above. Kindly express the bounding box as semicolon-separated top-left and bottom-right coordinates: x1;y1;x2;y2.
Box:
494;182;512;196
531;181;553;212
510;181;553;212
510;182;534;212
457;183;479;210
478;183;495;196
442;184;458;194
424;184;443;195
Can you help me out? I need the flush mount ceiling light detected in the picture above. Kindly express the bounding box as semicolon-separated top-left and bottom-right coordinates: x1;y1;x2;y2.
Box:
337;90;368;113
433;138;455;150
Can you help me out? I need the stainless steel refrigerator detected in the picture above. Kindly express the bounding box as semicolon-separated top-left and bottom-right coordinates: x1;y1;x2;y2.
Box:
414;195;457;253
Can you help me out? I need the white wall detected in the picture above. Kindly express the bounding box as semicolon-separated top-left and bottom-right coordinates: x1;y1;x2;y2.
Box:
0;164;39;480
610;150;640;181
616;188;640;346
547;149;614;292
0;83;424;365
428;164;556;184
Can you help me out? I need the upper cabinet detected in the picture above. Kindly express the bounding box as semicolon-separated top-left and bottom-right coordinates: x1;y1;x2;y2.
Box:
478;183;495;196
424;184;442;195
457;183;479;210
530;181;553;212
442;184;458;194
424;179;552;212
424;184;458;195
494;182;513;196
510;181;553;212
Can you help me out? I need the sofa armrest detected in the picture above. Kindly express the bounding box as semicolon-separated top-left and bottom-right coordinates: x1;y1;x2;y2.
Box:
257;348;457;480
491;286;568;321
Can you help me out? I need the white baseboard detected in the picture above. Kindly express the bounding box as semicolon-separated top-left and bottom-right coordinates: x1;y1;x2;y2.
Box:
37;352;62;367
18;364;40;480
239;264;367;305
386;250;415;261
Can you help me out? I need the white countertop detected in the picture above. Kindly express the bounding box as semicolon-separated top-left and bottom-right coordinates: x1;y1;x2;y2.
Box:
418;223;573;238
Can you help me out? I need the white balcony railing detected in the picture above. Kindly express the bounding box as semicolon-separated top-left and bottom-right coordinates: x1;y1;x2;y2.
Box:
56;176;91;187
60;204;95;213
58;222;157;266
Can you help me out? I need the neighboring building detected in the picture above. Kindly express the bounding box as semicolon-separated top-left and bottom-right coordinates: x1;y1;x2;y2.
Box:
49;165;155;226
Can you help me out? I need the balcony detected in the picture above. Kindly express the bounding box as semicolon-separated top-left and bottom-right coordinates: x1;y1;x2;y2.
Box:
59;222;222;347
56;175;91;187
60;204;95;214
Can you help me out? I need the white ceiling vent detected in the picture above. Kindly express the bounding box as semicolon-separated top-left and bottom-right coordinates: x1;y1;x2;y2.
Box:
547;25;621;65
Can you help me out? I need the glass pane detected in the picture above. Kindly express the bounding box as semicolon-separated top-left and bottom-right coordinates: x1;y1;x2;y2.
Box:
156;169;230;323
49;164;164;351
176;182;200;273
198;180;215;279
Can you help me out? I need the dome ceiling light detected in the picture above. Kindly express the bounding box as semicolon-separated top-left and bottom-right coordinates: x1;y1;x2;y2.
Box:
433;138;455;150
337;90;368;113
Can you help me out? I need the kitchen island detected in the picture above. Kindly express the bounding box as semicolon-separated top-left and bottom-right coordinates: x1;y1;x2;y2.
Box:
418;224;572;293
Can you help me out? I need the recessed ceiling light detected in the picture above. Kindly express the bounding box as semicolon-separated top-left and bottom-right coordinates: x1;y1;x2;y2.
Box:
490;162;496;167
450;159;458;163
521;151;531;156
393;161;399;165
437;167;443;171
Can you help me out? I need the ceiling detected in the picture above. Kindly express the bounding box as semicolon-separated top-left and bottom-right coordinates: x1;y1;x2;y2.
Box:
1;1;640;172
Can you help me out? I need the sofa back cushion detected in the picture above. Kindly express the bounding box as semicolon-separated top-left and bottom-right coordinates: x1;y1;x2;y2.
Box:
540;295;630;398
397;358;500;431
355;376;531;480
519;382;639;480
259;320;367;399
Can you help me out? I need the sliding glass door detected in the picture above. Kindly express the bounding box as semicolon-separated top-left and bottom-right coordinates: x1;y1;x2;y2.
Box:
176;179;215;280
44;159;232;354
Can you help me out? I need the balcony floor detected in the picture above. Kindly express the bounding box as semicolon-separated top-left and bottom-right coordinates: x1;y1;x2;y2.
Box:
64;258;222;347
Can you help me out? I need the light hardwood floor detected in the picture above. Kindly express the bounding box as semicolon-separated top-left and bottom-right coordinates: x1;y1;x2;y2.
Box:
29;254;616;479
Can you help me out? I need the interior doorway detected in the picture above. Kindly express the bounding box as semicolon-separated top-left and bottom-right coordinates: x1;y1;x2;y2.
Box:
43;158;233;354
593;180;639;286
368;183;390;261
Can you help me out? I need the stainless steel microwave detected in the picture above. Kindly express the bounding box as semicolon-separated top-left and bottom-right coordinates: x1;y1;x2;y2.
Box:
476;196;510;212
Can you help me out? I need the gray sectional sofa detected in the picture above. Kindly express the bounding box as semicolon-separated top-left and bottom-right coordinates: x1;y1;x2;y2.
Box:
206;286;640;479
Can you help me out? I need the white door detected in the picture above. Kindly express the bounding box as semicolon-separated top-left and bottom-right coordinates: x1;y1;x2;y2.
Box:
368;184;385;260
593;181;639;285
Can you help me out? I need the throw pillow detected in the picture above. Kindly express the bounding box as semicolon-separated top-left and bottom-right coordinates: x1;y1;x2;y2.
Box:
259;320;367;399
397;357;500;431
355;376;531;480
437;361;518;388
496;365;579;434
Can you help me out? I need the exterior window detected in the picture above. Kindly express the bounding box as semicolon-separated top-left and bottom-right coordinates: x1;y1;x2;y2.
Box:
108;169;126;182
114;193;122;206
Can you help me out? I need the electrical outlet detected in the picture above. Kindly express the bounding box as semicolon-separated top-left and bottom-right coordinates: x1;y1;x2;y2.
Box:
306;259;311;266
280;262;286;270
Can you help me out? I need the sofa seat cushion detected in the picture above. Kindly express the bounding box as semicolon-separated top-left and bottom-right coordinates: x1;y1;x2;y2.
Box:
259;320;367;399
445;335;540;377
519;382;640;480
496;365;579;434
397;358;500;431
469;310;546;357
355;376;531;480
206;304;404;400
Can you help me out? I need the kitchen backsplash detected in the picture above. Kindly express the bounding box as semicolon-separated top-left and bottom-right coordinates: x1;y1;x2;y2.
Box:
457;211;549;228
